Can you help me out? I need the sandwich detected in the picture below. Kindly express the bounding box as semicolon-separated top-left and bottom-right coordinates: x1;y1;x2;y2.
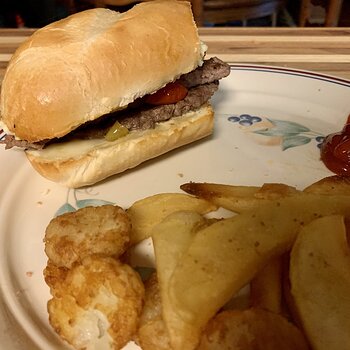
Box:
0;0;230;188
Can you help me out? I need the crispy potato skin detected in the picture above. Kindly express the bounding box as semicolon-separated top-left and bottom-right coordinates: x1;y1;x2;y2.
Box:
48;256;145;350
198;308;310;350
44;205;131;268
303;175;350;195
180;182;299;213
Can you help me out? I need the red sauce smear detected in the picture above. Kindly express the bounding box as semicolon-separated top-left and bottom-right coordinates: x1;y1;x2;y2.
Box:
145;82;188;105
321;114;350;175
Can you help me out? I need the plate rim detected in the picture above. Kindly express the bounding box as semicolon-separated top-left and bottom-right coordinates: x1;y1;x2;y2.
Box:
228;63;350;88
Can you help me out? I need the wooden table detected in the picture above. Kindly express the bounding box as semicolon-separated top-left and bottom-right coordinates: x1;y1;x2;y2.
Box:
1;27;350;81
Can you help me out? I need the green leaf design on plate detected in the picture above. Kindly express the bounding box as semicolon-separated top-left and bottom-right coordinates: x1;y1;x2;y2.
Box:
267;119;311;134
282;135;311;151
253;129;287;137
75;199;115;209
55;203;76;217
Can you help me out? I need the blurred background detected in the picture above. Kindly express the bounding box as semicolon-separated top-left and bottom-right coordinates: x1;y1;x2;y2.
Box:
0;0;348;28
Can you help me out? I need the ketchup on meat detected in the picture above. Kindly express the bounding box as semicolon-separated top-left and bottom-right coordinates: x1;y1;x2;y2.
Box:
321;114;350;175
145;82;188;105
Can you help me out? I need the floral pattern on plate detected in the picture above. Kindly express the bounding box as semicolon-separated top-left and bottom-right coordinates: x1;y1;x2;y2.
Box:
227;114;325;150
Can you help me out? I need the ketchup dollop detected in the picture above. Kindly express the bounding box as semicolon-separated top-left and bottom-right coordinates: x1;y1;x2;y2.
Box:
321;114;350;175
145;82;188;105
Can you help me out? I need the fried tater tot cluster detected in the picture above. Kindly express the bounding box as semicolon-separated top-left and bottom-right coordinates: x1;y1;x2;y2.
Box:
45;205;131;268
44;205;145;350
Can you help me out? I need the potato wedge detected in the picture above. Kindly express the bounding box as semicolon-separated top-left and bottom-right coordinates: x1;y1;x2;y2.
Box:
250;256;283;314
168;194;350;349
281;252;298;322
152;211;209;350
290;215;350;350
127;193;217;244
303;175;350;195
198;308;309;350
180;182;299;213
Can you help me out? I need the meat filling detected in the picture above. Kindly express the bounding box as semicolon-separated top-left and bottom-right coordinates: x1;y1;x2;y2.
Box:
1;57;230;150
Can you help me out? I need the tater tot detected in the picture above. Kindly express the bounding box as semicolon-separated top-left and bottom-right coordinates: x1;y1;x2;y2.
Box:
44;205;131;268
48;256;144;350
136;273;171;350
43;259;69;294
198;308;309;350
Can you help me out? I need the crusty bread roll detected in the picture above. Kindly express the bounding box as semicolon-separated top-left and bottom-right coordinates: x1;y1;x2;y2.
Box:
0;0;204;142
26;105;214;188
1;1;220;188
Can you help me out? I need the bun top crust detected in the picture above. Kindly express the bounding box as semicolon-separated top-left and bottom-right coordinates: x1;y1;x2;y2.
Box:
0;0;204;142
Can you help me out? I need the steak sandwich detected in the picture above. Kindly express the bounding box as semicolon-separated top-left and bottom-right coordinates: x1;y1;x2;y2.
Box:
0;0;230;188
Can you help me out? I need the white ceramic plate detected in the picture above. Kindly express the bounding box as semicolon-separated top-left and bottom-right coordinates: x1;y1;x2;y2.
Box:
1;64;350;350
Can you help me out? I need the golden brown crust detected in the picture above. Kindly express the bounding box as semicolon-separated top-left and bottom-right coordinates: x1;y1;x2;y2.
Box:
1;0;204;142
198;308;310;350
26;105;214;188
44;260;69;293
44;205;131;268
136;273;171;350
47;256;145;350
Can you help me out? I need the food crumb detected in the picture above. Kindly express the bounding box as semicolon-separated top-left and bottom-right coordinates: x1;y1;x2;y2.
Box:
178;173;184;178
41;189;51;196
26;271;33;277
37;201;43;206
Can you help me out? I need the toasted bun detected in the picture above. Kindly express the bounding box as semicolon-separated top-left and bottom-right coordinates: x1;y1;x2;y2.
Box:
26;104;214;188
0;1;204;142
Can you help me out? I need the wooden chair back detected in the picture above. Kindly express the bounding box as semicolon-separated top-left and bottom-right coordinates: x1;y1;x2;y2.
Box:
190;0;287;26
299;0;343;27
